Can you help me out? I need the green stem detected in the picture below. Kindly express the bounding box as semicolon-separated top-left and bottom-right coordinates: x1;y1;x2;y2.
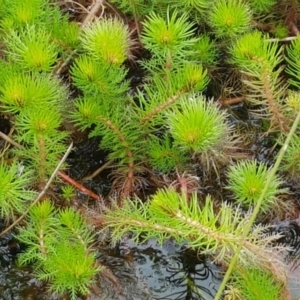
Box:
37;134;47;190
0;143;73;238
214;109;300;300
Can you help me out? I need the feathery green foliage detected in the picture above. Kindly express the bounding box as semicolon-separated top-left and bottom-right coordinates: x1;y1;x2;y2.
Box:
230;31;278;70
72;94;146;194
191;34;219;67
137;64;209;127
0;71;67;114
71;54;129;100
249;0;276;14
61;185;76;202
5;25;58;72
142;10;197;60
103;188;283;265
15;107;63;142
0;163;36;220
209;0;252;38
0;0;299;299
0;0;79;60
17;200;58;264
230;31;289;132
167;96;228;153
148;135;188;173
0;68;69;184
0;0;52;31
38;241;99;299
165;0;210;15
227;160;284;212
279;135;300;179
80;18;131;65
45;8;80;53
286;91;300;116
286;36;300;90
17;200;100;300
231;266;285;300
109;0;159;18
13;104;68;184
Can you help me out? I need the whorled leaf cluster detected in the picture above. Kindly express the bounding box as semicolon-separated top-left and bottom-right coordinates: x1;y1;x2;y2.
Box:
0;0;299;299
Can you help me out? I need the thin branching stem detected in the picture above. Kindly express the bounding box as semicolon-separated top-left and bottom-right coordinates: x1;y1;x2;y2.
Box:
96;115;135;196
58;171;103;201
0;132;103;202
140;89;186;124
261;69;289;133
214;109;300;300
0;131;22;149
0;143;73;238
54;0;105;75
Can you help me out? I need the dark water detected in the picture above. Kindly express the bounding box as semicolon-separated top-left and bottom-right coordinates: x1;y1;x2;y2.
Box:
0;227;222;300
3;218;300;299
0;107;299;299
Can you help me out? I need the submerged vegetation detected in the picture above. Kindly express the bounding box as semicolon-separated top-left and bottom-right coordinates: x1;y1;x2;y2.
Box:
0;0;300;299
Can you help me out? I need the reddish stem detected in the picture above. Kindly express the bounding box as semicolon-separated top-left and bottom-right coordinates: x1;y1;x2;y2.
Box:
58;171;104;202
219;96;244;106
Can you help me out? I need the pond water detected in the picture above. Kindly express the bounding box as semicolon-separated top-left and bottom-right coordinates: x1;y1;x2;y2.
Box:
0;224;222;300
2;220;300;299
1;109;300;300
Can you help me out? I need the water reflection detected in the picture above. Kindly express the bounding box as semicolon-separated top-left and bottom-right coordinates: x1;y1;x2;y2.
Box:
278;221;300;270
1;220;222;300
128;239;222;300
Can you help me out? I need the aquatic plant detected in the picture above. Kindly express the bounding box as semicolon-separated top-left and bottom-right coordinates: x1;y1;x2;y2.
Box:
0;0;53;31
230;30;289;133
0;69;69;188
71;10;233;193
227;266;285;300
17;200;100;300
5;25;58;72
0;0;300;299
0;163;36;221
141;9;197;61
227;160;284;212
209;0;252;38
80;18;132;65
103;187;286;275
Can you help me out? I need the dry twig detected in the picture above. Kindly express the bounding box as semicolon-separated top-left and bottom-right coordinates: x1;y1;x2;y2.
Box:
0;143;73;238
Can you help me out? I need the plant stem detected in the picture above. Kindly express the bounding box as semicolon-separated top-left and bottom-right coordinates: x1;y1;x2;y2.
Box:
214;109;300;300
37;134;47;190
81;160;113;181
0;130;22;149
140;89;186;124
81;0;104;27
54;0;105;75
0;131;103;202
58;171;104;202
0;143;73;238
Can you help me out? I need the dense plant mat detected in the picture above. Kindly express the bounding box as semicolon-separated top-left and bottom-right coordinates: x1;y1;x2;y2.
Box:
1;0;300;299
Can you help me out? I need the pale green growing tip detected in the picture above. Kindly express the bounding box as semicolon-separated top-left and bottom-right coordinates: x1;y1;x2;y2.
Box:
227;160;283;211
80;18;131;65
168;96;228;153
142;9;196;57
5;25;58;72
230;31;266;69
209;0;252;38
